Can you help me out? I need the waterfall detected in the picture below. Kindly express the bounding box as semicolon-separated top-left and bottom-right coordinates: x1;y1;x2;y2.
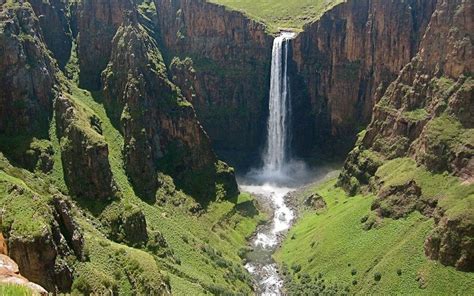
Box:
263;32;296;174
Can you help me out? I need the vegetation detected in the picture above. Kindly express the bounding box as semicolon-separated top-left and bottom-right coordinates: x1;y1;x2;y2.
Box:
275;178;474;295
209;0;344;32
0;284;33;296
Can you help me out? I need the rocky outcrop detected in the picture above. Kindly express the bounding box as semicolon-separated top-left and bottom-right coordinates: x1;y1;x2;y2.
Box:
155;0;273;167
75;0;134;89
290;0;436;157
0;254;48;295
303;193;327;211
338;0;473;270
55;94;117;201
1;176;85;293
28;0;72;69
372;180;437;219
425;215;473;272
51;196;84;259
103;204;149;247
0;2;56;135
102;15;237;202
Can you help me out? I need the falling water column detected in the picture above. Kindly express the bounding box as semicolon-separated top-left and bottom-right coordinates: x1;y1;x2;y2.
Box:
263;32;296;174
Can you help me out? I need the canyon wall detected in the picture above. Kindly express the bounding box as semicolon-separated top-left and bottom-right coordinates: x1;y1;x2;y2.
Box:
290;0;437;158
154;0;439;165
338;0;473;271
155;0;273;167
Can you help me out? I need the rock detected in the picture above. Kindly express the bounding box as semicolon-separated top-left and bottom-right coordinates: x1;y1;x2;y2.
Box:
0;254;48;295
104;205;149;247
338;0;473;270
0;233;7;255
0;2;56;134
28;0;72;69
8;230;69;292
55;94;117;201
371;180;437;219
304;193;327;211
51;196;84;260
424;216;474;272
102;16;238;202
155;0;273;167
291;0;436;157
75;0;135;89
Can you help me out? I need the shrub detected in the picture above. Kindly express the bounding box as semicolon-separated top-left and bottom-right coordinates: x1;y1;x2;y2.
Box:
351;268;357;276
291;263;302;273
397;268;402;276
374;272;382;281
352;280;358;286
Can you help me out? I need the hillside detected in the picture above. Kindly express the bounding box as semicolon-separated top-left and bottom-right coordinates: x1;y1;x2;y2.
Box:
0;0;472;295
208;0;344;32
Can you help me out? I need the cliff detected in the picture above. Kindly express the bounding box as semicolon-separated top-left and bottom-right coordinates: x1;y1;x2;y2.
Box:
155;0;273;167
290;0;437;157
338;0;473;271
101;12;237;202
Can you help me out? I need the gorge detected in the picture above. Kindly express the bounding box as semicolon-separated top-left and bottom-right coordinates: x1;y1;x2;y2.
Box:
0;0;472;295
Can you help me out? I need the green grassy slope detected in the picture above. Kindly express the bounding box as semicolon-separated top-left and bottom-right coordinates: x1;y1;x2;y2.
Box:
0;80;266;294
275;178;474;295
0;284;33;296
65;85;267;294
208;0;344;32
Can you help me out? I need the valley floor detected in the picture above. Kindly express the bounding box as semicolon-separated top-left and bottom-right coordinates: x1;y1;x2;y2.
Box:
275;177;474;295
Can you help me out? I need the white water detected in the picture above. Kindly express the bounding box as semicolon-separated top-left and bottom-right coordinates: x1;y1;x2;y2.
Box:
263;32;295;174
241;31;300;296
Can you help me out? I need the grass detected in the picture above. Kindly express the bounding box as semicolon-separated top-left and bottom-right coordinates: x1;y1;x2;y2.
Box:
0;80;267;294
208;0;344;33
275;178;474;294
375;158;474;222
65;84;267;293
0;284;33;296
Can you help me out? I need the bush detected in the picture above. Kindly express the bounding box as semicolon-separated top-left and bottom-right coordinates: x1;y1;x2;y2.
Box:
397;268;402;276
352;280;358;286
351;268;357;276
291;263;302;273
374;272;382;281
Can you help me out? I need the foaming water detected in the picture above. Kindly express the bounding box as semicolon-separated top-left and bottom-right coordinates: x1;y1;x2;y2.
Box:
239;160;317;295
240;31;303;296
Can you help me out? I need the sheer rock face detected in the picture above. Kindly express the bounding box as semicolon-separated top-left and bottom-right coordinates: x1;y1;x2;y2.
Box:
28;0;71;69
290;0;437;156
155;0;273;167
102;19;237;202
339;0;473;271
0;254;48;295
3;188;85;293
55;94;117;201
75;0;134;89
0;3;56;134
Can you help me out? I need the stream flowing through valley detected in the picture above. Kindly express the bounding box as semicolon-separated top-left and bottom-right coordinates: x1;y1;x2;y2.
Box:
239;31;301;295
